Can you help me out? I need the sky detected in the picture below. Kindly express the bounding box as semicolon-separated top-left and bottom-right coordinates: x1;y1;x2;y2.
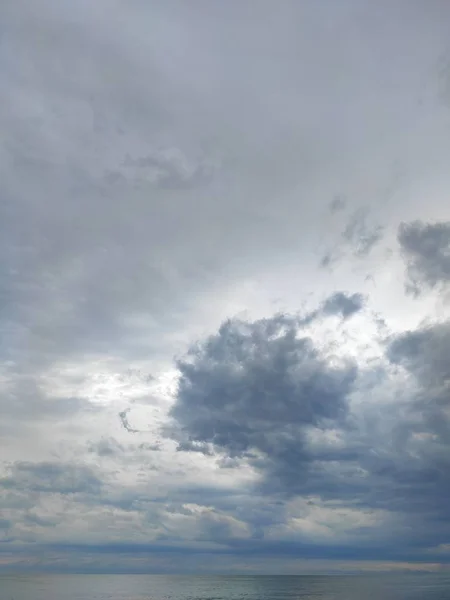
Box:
1;0;450;575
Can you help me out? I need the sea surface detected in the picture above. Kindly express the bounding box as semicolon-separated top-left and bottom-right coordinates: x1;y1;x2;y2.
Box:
1;573;449;600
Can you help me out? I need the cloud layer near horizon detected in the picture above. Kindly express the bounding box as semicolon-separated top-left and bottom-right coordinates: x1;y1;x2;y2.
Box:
1;0;450;574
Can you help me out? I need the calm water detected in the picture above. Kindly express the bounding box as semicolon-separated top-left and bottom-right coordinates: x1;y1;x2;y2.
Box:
1;573;449;600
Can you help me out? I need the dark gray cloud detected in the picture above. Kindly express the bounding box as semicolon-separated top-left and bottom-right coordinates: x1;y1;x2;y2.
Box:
387;322;450;466
169;311;358;492
295;291;366;326
166;308;450;557
176;440;214;456
398;220;450;295
322;292;365;320
388;321;450;389
118;409;140;434
381;322;450;527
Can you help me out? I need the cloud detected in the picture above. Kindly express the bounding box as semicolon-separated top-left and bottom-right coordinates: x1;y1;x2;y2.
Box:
88;438;125;457
2;0;450;575
387;320;450;389
329;195;347;213
386;322;450;476
342;208;384;258
165;302;450;558
168;310;358;493
0;461;102;495
320;208;384;268
118;409;140;434
398;220;450;295
370;321;450;524
113;148;217;191
322;292;365;320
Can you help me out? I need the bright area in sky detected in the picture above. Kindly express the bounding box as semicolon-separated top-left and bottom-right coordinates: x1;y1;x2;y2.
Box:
1;0;450;574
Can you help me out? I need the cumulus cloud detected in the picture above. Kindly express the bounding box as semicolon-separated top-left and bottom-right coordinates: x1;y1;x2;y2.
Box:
165;304;450;557
377;323;450;535
168;310;359;496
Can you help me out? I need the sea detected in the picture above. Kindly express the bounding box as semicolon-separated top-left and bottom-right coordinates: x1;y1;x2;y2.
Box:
0;573;449;600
